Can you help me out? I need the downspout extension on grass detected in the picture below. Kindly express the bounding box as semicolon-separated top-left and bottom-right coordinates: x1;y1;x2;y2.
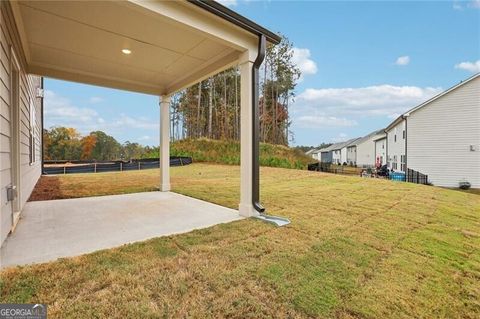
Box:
252;34;290;227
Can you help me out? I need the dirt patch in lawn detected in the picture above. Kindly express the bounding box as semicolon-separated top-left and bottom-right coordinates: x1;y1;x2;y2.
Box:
28;176;63;201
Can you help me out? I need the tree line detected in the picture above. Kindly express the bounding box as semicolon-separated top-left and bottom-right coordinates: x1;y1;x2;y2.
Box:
170;34;300;146
43;127;157;161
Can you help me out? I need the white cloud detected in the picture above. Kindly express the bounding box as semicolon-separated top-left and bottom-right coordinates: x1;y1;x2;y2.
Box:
332;133;349;143
395;55;410;66
138;135;151;141
296;115;357;128
89;96;104;104
44;90;99;126
453;0;480;10
292;84;442;128
112;114;159;130
44;90;159;139
217;0;237;7
292;48;318;76
454;60;480;73
469;0;480;8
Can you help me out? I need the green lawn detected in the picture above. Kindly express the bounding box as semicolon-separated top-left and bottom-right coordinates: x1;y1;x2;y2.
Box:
2;164;480;318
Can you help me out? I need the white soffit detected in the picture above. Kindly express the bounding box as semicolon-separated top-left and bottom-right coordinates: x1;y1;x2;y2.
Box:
12;0;252;95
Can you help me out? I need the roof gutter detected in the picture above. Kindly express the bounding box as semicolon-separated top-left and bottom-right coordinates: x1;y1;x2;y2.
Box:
187;0;281;44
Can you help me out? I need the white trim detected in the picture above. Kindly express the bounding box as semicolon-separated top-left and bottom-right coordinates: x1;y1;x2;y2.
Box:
405;73;480;116
386;73;480;132
159;95;171;192
9;1;31;63
9;46;22;223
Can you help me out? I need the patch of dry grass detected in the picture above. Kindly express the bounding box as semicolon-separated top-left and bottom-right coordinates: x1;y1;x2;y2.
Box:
3;164;480;318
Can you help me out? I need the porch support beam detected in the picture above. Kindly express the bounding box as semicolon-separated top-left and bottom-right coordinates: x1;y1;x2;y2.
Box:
159;95;171;192
238;51;257;217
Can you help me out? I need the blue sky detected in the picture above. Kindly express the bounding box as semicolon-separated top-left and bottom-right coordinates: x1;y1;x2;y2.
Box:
45;0;480;146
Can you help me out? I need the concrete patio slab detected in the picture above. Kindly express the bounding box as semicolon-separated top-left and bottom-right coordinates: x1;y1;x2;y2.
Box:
0;192;242;268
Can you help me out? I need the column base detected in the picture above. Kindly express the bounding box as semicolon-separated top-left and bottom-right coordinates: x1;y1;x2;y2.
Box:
238;203;260;217
160;184;171;192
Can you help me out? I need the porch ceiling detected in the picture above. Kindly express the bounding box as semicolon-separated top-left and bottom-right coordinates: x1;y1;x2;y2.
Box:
11;0;260;95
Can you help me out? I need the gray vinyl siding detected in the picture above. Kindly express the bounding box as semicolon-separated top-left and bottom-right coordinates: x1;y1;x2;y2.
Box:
407;76;480;188
375;138;386;166
0;2;42;245
321;151;332;163
346;146;356;165
386;120;406;172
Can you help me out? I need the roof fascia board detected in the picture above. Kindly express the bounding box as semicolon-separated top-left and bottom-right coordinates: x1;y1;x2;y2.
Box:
188;0;281;44
127;0;258;53
385;73;480;131
405;73;480;116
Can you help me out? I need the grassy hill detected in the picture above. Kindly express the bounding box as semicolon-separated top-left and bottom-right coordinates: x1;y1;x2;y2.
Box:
171;138;313;169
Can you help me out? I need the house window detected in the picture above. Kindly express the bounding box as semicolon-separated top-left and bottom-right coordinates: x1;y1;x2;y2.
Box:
29;97;36;164
392;155;398;170
400;155;406;171
394;134;397;142
402;130;405;139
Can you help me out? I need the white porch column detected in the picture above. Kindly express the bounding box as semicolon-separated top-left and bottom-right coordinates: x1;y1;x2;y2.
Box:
238;53;258;217
159;95;171;191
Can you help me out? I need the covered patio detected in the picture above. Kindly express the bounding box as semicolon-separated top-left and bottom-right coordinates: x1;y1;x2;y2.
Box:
1;191;241;268
0;0;281;266
10;0;279;216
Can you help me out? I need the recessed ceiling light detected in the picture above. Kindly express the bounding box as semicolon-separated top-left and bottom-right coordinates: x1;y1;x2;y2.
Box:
122;49;132;55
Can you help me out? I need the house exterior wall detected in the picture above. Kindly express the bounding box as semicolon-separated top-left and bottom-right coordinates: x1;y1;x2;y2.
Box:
340;147;348;164
357;137;376;168
332;149;341;164
407;76;480;188
346;146;356;165
374;137;387;166
321;151;332;163
386;120;406;172
0;2;42;245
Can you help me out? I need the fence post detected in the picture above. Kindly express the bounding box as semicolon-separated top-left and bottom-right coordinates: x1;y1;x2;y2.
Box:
63;166;66;175
94;163;97;173
120;162;123;172
138;162;141;170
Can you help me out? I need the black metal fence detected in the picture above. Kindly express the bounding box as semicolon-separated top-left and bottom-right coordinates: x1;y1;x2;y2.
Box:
309;162;430;186
43;157;192;175
406;168;429;185
307;162;361;176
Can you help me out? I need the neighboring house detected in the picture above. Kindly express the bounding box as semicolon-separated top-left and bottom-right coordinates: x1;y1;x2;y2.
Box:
401;73;479;188
330;138;359;165
305;148;317;159
374;134;387;166
385;117;406;172
331;145;343;165
355;129;385;168
314;150;324;161
318;145;334;163
0;0;281;247
346;145;357;166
